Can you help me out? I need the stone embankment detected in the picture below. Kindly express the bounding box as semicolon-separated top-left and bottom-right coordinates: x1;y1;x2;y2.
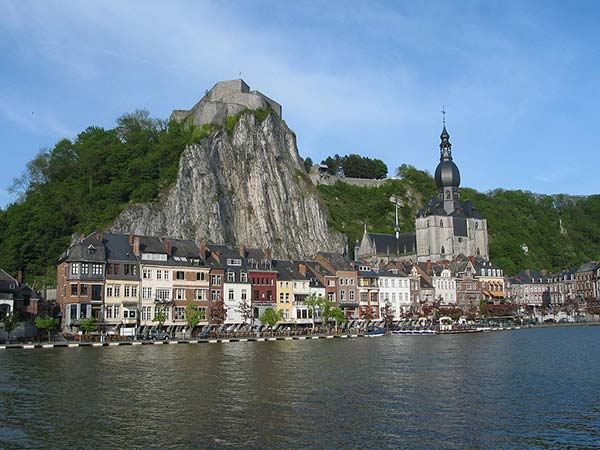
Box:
0;333;367;350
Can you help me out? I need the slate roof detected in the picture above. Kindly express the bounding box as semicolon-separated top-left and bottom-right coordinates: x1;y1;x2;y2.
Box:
377;268;407;278
137;236;202;267
417;197;481;219
62;232;106;263
273;260;306;281
357;269;378;279
0;268;16;284
515;270;551;284
368;232;416;256
103;233;137;262
316;252;354;271
0;268;17;292
301;260;334;277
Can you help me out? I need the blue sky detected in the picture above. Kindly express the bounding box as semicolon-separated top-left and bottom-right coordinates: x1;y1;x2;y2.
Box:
1;0;599;208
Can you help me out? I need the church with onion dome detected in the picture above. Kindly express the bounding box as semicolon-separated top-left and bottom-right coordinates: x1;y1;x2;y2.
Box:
414;124;489;262
356;121;489;264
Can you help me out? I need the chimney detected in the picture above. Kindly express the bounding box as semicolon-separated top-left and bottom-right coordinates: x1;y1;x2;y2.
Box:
80;233;85;242
199;243;207;259
133;236;140;256
96;232;103;241
165;239;172;257
468;256;475;265
128;234;135;245
17;270;23;285
213;251;221;263
239;245;246;258
426;259;432;274
299;263;307;277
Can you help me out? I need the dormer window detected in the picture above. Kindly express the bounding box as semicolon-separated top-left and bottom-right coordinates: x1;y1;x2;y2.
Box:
87;244;96;255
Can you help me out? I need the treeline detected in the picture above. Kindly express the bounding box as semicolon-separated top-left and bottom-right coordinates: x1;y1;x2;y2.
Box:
0;110;196;283
321;154;388;179
317;164;600;275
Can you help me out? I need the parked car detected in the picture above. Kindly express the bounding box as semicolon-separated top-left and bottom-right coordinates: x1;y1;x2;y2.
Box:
145;330;170;341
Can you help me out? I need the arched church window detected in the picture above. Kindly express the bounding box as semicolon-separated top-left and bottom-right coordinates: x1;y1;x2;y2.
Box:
445;190;450;200
475;222;478;229
441;246;445;254
439;220;443;227
477;247;480;256
458;237;462;243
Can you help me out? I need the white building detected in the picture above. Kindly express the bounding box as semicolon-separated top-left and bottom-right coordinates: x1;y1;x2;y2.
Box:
431;266;457;305
377;269;411;319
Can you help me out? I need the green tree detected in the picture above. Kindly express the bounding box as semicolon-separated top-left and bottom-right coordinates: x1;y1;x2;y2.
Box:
3;312;19;344
259;308;283;327
321;155;342;175
303;157;313;173
185;302;201;338
79;317;98;333
35;316;59;342
304;294;321;330
153;305;167;328
331;307;346;332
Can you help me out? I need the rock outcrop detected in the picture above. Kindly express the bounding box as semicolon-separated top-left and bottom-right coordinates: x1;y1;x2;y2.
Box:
111;105;346;259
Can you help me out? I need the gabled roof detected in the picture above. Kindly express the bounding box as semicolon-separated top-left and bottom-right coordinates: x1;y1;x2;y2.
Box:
316;252;354;271
301;260;334;277
367;232;416;256
61;232;106;263
0;268;17;284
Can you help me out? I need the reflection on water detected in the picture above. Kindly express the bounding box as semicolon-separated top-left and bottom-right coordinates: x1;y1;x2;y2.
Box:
1;327;599;449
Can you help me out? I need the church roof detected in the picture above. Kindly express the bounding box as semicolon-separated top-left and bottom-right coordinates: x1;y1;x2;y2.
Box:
417;197;481;219
368;232;416;256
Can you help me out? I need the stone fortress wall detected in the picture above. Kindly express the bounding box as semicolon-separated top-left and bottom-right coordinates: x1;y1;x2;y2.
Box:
170;79;282;127
308;168;389;188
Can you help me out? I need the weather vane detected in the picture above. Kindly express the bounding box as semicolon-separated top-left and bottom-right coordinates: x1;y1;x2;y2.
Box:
441;105;446;126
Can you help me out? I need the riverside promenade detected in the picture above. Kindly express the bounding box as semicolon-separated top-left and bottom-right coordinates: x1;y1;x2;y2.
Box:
0;332;369;350
3;322;599;350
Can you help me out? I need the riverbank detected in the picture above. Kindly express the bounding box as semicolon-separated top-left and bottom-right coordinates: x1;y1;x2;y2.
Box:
3;321;599;350
0;333;368;350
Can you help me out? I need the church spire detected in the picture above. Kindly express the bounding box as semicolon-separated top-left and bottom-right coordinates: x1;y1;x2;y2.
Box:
439;106;452;160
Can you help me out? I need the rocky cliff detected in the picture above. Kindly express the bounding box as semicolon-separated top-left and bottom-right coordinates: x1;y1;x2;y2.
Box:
111;110;346;258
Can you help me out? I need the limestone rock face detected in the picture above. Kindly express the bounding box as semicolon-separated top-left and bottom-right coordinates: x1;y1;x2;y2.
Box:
111;112;346;259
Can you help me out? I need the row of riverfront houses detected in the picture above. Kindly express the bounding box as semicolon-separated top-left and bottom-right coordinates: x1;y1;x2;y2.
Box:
53;232;600;335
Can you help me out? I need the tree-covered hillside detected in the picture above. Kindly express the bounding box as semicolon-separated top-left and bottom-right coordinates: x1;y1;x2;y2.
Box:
317;165;600;274
1;112;598;283
0;110;198;283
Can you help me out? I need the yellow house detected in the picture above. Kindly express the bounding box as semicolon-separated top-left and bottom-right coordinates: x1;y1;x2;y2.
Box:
274;261;297;323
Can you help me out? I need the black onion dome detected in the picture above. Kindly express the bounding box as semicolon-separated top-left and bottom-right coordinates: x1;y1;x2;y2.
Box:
435;159;461;189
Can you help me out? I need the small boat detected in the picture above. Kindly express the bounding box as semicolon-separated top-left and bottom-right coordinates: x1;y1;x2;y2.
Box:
366;329;386;337
391;329;438;336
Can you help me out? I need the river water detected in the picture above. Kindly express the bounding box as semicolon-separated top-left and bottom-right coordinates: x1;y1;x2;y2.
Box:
1;326;599;449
